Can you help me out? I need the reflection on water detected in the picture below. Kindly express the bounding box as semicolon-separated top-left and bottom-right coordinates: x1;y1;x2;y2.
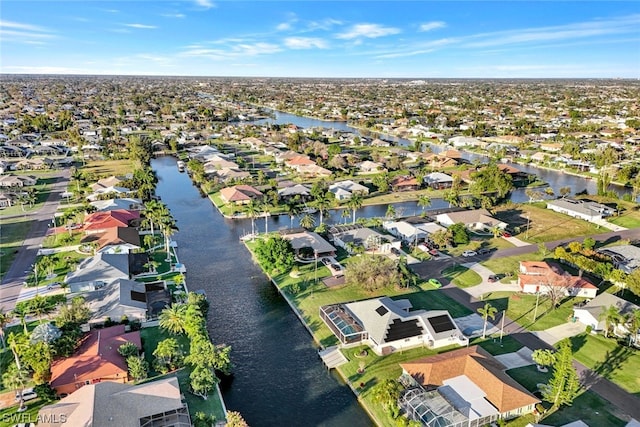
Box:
152;156;372;427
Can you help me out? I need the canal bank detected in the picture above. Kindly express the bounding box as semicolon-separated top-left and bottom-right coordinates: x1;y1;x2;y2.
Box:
152;156;373;427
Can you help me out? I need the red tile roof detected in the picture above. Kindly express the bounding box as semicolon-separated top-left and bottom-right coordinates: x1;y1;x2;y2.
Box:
219;185;263;203
84;210;140;232
50;325;141;390
400;346;539;413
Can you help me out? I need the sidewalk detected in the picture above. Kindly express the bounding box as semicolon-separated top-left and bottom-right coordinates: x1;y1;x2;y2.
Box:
503;235;531;247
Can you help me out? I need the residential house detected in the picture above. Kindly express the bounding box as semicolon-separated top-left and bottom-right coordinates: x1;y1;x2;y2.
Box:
319;297;467;355
383;220;446;245
38;376;190;427
329;180;369;200
424;172;454;189
280;229;336;258
49;325;141;396
0;193;13;207
357;160;386;174
278;184;312;202
87;185;134;202
328;224;400;254
423;153;460;169
597;245;640;274
518;261;598;298
436;209;507;231
391;176;420;192
90;176;125;192
399;346;539;424
449;136;486;148
0;175;37;187
65;253;130;293
89;198;143;212
573;292;639;332
213;167;252;182
546;198;615;222
219;185;263;205
83;209;140;234
93;227;141;254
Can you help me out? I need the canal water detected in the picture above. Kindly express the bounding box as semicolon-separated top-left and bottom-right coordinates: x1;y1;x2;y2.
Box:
253;110;635;202
152;156;373;427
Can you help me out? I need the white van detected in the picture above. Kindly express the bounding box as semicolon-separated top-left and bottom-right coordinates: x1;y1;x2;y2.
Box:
15;388;38;402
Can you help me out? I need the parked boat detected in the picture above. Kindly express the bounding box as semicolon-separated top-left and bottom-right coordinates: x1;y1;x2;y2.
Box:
177;160;185;171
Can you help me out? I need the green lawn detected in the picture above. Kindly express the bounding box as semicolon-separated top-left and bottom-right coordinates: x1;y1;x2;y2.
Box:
441;265;482;288
481;291;584;331
493;202;604;243
570;333;640;394
474;335;523;355
506;365;625;427
82;159;134;178
0;398;48;427
609;215;640;228
0;218;31;279
482;252;545;279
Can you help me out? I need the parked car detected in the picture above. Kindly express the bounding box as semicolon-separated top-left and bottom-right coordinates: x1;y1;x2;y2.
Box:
488;275;498;283
390;247;402;256
462;250;477;257
477;248;495;255
428;278;442;288
15;388;37;402
502;231;512;238
64;223;82;230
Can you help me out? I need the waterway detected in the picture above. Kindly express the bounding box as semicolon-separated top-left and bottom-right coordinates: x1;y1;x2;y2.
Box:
253;110;636;203
152;156;373;427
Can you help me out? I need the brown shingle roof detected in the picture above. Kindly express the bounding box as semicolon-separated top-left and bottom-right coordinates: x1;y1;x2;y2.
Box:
400;346;539;413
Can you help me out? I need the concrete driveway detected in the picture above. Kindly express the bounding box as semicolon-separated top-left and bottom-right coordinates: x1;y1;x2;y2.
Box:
462;262;522;298
534;321;586;346
494;347;535;370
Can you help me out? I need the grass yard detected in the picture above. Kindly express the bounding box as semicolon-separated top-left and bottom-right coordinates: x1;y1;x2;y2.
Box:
0;218;31;279
506;365;625;427
482;252;545;279
82;159;134;178
474;335;523;355
362;189;444;207
337;343;462;427
481;291;583;331
609;215;640;229
570;333;640;394
0;399;48;427
493;202;604;243
441;265;482;288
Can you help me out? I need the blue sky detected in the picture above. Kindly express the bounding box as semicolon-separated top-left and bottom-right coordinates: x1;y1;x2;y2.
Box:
2;1;639;78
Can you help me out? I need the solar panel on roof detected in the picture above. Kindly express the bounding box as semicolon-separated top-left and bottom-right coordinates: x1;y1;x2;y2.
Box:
375;305;388;316
385;318;423;342
428;314;455;333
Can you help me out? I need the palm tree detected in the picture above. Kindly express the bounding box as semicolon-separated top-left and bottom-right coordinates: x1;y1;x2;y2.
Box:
601;305;621;338
142;200;162;236
159;304;187;335
29;295;52;323
260;200;271;234
490;225;502;238
313;192;334;226
2;363;29;410
0;308;11;348
385;204;396;219
143;234;155;253
299;213;316;230
245;200;259;238
625;309;640;346
478;302;498;339
285;202;301;229
347;192;364;224
417;194;431;214
12;306;29;335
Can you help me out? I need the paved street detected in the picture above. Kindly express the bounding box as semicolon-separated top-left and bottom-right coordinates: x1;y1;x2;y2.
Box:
0;169;69;311
411;234;640;421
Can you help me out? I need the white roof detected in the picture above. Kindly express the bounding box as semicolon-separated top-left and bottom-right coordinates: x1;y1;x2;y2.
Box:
441;375;499;419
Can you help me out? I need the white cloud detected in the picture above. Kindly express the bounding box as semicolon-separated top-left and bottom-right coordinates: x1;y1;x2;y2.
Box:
162;13;186;19
0;20;48;32
181;42;282;59
284;37;328;49
373;38;456;59
336;23;401;40
125;23;157;29
419;21;446;32
0;21;55;44
306;18;342;32
277;22;292;31
194;0;215;9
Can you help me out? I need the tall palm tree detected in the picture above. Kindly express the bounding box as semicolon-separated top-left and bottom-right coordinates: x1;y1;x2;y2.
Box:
2;363;29;410
478;302;498;339
143;199;163;236
313;192;334;226
285;202;301;229
417;194;431;214
260;200;271;234
625;309;640;346
490;225;502;239
12;306;29;335
299;213;316;230
245;200;259;238
29;295;51;323
601;305;621;338
0;308;11;349
385;204;396;219
159;304;187;335
347;192;364;224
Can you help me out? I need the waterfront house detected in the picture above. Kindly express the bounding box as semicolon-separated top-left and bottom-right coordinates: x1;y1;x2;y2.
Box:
82;278;150;324
573;292;639;333
391;175;420;192
328;180;369;200
93;226;141;254
280;229;336;258
518;261;597;298
436;209;507;231
90;176;125;192
383;220;446;245
399;346;539;424
328;224;400;254
546;198;615;222
320;297;467;355
65;253;130;293
424;172;454;189
219;185;263;205
597;245;640;274
89;198;143;212
83;209;141;234
38;376;190;427
278;183;312;202
49;325;141;397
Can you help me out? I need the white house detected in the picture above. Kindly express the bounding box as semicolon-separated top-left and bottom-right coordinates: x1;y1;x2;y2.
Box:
320;297;467;355
328;224;400;254
546;198;615;222
328;180;369;200
573;292;639;332
383;220;445;245
598;245;640;274
436;209;507;231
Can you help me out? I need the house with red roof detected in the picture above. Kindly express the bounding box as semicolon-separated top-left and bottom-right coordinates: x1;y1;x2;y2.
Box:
219;185;263;205
391;175;420;192
400;346;539;424
50;325;141;397
518;261;597;298
83;209;140;235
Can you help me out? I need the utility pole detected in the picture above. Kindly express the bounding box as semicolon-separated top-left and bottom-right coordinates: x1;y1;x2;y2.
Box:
525;214;531;239
500;310;505;344
532;289;540;322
